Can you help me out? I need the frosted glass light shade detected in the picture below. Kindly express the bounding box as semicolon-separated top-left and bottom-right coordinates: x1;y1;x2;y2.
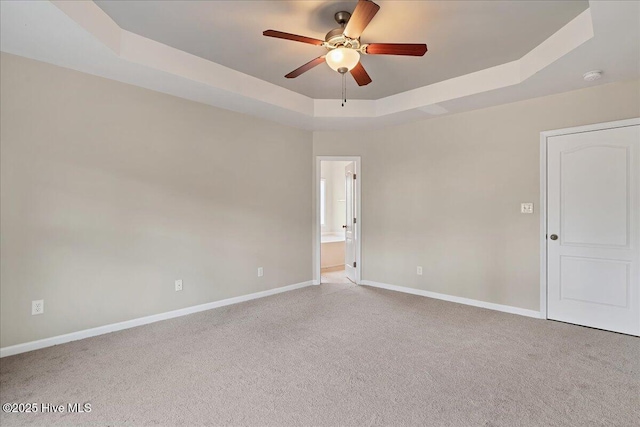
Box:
325;48;360;72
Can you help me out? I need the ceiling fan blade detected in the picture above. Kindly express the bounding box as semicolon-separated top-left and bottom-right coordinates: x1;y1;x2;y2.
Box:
343;0;380;39
263;30;324;46
365;43;428;56
350;62;372;86
285;56;326;78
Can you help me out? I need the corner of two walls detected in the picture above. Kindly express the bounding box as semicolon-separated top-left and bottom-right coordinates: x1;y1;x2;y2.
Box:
312;79;640;312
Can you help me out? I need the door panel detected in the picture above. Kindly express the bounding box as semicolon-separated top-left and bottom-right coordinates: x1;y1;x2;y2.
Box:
547;125;639;335
344;162;356;283
561;145;629;247
559;257;629;308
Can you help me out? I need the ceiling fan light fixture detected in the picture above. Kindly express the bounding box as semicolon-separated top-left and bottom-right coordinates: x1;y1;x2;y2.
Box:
325;47;360;72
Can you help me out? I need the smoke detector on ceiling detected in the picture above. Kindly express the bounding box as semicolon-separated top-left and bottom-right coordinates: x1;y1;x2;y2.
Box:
583;70;602;82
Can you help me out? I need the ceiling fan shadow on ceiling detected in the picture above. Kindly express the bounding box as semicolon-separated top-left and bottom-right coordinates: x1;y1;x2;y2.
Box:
263;0;428;106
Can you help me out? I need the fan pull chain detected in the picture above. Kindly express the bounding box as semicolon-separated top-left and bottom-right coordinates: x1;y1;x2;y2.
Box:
341;73;347;107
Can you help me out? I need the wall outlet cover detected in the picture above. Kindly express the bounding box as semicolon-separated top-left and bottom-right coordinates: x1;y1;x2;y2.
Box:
417;266;423;276
175;280;183;291
32;299;44;315
521;203;534;214
258;267;264;277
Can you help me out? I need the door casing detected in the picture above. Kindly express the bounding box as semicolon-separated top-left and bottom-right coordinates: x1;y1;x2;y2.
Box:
314;156;362;285
539;118;640;319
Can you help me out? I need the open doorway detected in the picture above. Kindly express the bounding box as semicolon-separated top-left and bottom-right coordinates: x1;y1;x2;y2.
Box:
315;157;361;285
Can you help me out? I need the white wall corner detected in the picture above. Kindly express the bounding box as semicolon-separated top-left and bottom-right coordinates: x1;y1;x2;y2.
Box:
51;0;122;55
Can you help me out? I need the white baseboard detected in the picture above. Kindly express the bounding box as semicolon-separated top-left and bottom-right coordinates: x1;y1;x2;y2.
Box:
0;280;313;358
360;280;544;319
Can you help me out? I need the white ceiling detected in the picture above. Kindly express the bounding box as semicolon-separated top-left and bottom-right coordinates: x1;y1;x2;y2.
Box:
1;1;638;130
94;0;589;99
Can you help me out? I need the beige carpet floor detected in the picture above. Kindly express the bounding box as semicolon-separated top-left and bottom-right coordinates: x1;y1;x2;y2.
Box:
321;269;352;284
1;282;639;426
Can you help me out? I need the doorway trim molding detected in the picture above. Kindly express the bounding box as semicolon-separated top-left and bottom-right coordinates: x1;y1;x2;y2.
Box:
314;156;362;285
539;117;640;319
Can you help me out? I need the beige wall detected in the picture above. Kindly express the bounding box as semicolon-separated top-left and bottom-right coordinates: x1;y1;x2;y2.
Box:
0;53;313;348
314;79;640;311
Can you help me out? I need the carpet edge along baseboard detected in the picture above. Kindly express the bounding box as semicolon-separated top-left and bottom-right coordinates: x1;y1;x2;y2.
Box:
0;280;314;358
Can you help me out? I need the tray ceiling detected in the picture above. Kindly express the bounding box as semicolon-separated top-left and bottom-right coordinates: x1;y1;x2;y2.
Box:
2;1;637;130
94;0;589;100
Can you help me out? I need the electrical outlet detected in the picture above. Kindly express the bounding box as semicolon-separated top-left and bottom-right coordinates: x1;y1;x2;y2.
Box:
175;280;183;292
417;266;423;276
521;203;534;214
257;267;264;277
32;300;44;315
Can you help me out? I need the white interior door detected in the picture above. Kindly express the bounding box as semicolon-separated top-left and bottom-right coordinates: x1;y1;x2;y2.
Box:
547;124;640;335
344;162;356;283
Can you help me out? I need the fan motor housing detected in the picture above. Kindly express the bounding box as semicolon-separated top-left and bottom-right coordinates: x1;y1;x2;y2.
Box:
325;28;345;43
325;10;356;46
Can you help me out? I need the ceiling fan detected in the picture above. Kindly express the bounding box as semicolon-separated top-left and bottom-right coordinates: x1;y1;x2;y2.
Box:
263;0;428;90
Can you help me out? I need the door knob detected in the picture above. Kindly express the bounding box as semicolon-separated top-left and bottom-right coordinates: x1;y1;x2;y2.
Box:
342;225;347;229
550;234;558;240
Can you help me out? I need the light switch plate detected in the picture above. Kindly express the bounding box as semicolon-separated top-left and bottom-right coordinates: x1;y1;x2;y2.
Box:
175;280;183;291
521;203;534;214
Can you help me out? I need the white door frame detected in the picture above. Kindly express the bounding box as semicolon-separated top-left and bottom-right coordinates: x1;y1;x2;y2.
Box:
539;118;640;319
314;156;362;285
